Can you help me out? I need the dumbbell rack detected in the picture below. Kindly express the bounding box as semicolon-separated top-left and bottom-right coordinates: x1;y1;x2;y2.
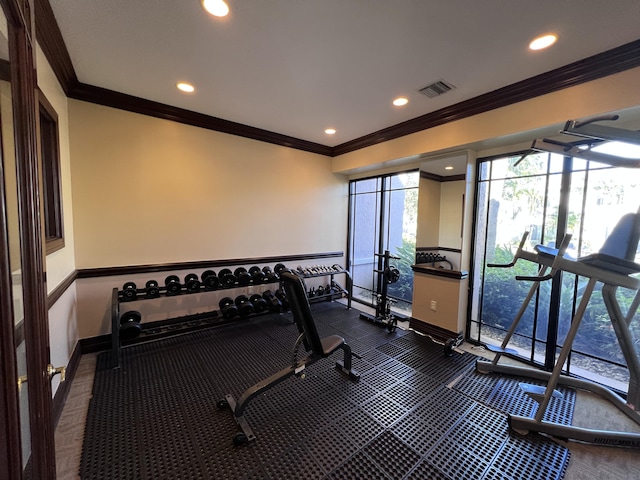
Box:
110;264;352;368
110;273;287;368
294;265;352;309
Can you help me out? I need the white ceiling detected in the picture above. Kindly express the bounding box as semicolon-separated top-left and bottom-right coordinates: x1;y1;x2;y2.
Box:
50;0;640;149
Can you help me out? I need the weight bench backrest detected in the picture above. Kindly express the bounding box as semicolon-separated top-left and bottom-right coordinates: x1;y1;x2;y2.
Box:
599;211;640;261
280;270;324;355
578;210;640;274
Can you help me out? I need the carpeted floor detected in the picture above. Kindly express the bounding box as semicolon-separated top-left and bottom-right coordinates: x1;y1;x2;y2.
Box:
81;302;572;479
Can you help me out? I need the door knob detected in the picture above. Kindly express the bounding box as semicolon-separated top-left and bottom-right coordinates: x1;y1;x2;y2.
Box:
17;374;28;392
47;364;66;382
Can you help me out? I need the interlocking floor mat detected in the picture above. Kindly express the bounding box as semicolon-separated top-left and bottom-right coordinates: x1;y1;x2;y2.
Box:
81;302;571;479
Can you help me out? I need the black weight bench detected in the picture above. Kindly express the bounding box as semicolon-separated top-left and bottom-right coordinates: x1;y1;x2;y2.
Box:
219;269;360;445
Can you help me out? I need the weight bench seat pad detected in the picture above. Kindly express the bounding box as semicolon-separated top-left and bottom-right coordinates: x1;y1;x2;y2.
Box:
321;335;346;356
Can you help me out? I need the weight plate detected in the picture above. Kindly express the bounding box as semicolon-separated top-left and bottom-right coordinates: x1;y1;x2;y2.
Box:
123;281;137;290
145;280;159;289
165;275;180;285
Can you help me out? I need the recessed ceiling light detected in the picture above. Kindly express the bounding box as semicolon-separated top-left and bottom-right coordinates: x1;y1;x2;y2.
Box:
393;97;408;107
325;128;336;135
177;82;195;93
445;166;454;170
529;34;558;51
202;0;229;17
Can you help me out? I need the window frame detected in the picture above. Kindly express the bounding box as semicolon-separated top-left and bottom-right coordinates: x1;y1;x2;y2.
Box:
36;89;64;255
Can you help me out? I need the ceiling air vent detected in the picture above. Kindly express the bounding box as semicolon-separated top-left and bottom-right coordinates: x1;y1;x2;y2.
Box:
418;79;455;98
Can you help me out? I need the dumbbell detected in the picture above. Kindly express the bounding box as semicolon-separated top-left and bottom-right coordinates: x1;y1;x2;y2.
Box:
275;288;289;311
308;287;316;297
317;285;325;296
274;263;287;276
218;269;236;288
262;290;282;312
219;297;239;319
235;295;254;317
184;273;201;293
145;280;160;298
165;275;182;295
262;266;278;282
119;310;142;340
121;282;137;301
201;270;220;290
249;294;268;313
249;266;266;284
234;267;252;286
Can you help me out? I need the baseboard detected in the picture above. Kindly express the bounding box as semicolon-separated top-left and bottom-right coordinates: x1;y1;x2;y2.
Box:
409;317;461;342
79;334;111;354
51;341;82;429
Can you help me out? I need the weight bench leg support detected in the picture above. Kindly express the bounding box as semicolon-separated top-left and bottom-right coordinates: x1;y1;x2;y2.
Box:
335;343;360;381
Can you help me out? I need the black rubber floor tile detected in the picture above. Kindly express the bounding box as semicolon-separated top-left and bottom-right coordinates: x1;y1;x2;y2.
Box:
140;437;207;480
362;430;421;480
383;381;427;407
360;368;400;393
376;341;407;359
362;348;393;366
262;443;325;480
405;459;452;480
327;451;390;480
428;436;492;480
377;357;416;381
491;433;570;480
390;413;442;457
360;395;409;428
305;422;360;474
334;407;385;448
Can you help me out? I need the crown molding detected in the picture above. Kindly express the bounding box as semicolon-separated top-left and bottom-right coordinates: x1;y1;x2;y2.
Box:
332;39;640;156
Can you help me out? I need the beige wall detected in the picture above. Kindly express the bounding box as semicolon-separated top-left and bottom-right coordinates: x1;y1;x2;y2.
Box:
439;181;465;249
416;176;440;247
68;100;349;269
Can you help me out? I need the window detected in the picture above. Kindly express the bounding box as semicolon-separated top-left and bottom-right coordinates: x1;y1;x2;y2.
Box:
469;149;640;391
348;171;419;314
37;91;64;254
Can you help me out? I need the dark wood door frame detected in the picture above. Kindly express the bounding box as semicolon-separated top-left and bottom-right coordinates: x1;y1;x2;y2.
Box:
0;0;56;478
